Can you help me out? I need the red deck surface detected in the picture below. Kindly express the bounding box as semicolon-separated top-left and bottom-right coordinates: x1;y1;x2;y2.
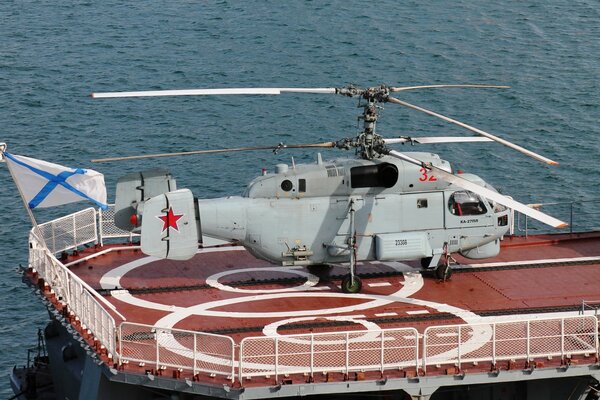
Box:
62;231;600;336
29;231;600;386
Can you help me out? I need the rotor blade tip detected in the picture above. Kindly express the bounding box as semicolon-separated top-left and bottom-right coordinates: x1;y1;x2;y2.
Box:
549;161;559;166
556;223;568;229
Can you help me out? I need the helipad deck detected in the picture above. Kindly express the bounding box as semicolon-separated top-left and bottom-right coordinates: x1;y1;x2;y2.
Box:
24;207;600;399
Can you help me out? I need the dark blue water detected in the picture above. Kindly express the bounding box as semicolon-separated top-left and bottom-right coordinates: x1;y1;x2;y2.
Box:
1;1;599;396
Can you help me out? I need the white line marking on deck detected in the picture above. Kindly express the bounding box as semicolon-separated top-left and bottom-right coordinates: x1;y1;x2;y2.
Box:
374;312;398;317
406;310;430;315
463;256;600;269
368;282;392;287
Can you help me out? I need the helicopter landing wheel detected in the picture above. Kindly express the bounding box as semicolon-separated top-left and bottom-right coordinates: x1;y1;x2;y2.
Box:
420;257;433;268
341;274;362;293
435;264;453;281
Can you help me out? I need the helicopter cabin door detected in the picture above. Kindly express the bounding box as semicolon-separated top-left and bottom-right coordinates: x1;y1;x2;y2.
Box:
399;192;445;231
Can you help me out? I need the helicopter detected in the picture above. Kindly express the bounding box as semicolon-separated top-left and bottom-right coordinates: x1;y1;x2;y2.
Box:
91;84;567;293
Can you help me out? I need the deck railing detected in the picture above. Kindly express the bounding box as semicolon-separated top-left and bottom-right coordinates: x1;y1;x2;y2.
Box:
116;315;597;382
239;328;419;382
30;204;135;359
423;316;598;373
97;206;139;245
581;300;600;317
119;322;236;381
515;199;600;236
28;207;600;384
29;229;117;358
36;207;98;254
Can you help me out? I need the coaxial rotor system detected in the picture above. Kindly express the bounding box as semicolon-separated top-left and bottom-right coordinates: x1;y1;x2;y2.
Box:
92;83;555;164
91;83;565;228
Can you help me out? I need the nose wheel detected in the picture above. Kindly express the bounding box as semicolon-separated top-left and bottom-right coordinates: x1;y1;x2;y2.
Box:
435;263;453;281
434;243;455;281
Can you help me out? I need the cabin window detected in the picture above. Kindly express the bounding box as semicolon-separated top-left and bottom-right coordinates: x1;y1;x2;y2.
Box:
281;180;293;192
417;199;428;208
448;191;487;216
299;179;306;192
350;163;398;188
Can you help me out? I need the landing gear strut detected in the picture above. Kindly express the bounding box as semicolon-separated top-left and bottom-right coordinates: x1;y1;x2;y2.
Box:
342;199;362;294
435;242;455;281
435;263;452;281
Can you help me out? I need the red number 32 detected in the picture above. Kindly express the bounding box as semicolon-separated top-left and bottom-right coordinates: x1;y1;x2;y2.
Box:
419;168;437;182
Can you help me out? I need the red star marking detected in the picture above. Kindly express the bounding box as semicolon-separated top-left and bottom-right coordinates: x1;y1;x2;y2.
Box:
158;207;183;232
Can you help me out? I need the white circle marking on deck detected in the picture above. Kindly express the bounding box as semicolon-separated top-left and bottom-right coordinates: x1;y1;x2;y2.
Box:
101;254;482;337
262;316;382;344
99;246;245;289
103;254;492;368
205;266;327;293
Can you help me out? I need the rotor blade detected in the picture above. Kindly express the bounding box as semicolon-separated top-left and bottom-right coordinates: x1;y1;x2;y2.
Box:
384;136;494;145
390;84;510;92
387;150;567;228
91;142;336;163
91;87;337;99
387;96;558;165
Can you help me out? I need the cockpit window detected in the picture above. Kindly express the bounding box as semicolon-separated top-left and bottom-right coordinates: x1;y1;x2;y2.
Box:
493;202;507;213
483;183;508;212
448;191;487;216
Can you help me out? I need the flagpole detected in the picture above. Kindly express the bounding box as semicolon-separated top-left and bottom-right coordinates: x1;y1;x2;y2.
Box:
0;143;49;250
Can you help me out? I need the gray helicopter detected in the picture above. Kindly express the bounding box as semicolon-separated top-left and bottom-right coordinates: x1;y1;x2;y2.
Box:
92;84;566;293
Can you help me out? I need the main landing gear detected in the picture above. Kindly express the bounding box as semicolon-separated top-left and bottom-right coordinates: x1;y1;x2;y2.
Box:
422;242;455;281
341;274;362;293
342;199;362;294
339;202;456;293
435;262;453;281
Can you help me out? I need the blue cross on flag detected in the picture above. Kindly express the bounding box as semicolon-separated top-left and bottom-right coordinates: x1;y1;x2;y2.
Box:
2;152;108;210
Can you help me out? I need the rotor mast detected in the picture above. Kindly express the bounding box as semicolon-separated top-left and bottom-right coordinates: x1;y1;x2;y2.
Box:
335;85;390;160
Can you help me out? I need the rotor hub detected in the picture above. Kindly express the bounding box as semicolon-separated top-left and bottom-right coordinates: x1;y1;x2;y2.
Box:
334;85;391;160
335;84;390;103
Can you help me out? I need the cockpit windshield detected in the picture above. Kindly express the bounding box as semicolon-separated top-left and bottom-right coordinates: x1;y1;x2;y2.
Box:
483;183;508;213
448;191;488;216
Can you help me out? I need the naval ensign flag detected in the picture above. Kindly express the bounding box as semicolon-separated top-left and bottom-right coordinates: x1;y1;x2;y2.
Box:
2;152;108;210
